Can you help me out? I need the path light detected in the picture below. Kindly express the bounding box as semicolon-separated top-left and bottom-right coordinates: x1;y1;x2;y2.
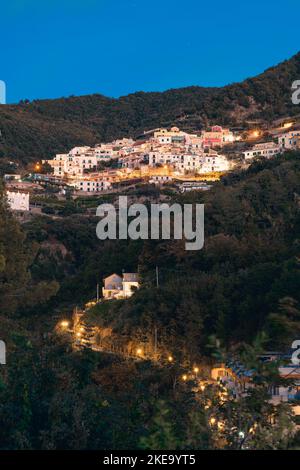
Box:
217;421;225;431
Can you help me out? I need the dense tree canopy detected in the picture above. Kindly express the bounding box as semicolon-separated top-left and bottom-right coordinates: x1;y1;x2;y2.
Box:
1;152;300;449
1;52;300;165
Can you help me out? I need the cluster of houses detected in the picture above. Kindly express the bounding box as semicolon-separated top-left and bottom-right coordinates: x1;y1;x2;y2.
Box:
42;126;237;194
4;123;300;208
243;128;300;160
39;123;300;196
211;354;300;419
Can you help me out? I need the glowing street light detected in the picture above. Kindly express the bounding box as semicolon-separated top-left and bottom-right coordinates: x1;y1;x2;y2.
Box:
217;421;225;431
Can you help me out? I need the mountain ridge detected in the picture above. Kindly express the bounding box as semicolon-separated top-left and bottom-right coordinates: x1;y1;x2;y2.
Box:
1;51;300;165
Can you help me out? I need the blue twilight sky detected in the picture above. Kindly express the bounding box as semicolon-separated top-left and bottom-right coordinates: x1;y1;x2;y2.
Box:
1;0;300;103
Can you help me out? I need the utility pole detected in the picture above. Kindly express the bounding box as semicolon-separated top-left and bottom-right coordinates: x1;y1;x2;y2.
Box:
156;266;159;288
154;326;158;360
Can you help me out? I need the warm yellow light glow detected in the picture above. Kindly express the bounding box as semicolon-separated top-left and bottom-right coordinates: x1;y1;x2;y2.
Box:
80;327;84;332
210;417;216;426
252;130;259;138
168;355;173;362
136;348;143;355
182;374;187;381
283;122;293;129
60;321;69;328
200;384;205;391
193;366;199;373
217;421;225;430
76;332;81;338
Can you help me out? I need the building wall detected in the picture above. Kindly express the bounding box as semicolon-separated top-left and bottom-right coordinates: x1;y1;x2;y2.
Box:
6;191;29;211
73;179;112;192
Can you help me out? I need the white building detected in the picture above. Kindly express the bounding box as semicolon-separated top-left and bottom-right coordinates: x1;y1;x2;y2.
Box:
149;151;203;172
44;149;98;178
71;177;112;193
153;127;187;144
277;130;300;149
243;142;282;160
102;272;139;300
200;153;230;173
6;190;29;211
149;175;173;184
211;362;300;418
179;182;212;192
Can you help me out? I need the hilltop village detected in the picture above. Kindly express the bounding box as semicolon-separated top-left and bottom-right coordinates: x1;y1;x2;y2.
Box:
4;119;300;211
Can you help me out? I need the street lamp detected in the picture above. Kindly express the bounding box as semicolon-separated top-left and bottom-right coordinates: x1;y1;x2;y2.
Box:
217;421;225;431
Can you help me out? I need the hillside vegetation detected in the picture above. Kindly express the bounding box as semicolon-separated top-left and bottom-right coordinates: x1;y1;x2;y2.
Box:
1;153;300;449
1;52;300;165
22;152;300;360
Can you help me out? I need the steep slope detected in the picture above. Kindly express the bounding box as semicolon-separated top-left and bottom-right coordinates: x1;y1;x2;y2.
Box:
1;52;300;164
